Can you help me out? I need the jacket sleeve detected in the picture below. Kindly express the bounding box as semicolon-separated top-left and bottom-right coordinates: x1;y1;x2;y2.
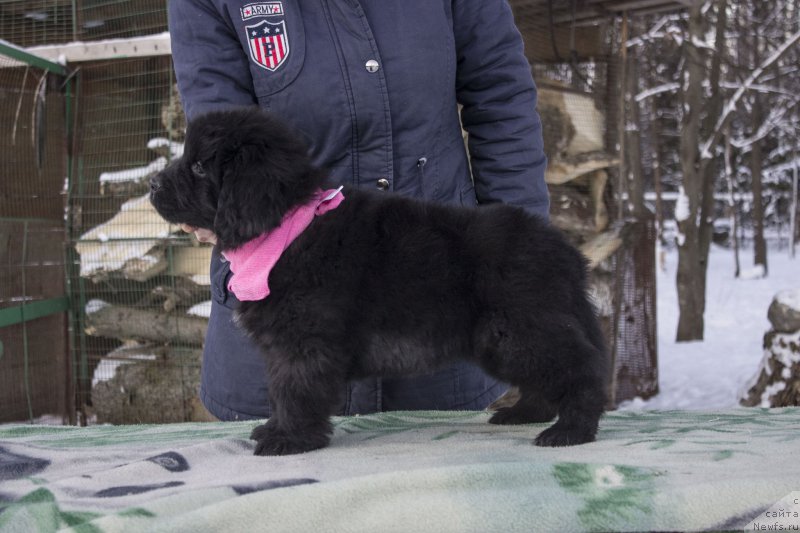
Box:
452;0;550;219
168;0;257;120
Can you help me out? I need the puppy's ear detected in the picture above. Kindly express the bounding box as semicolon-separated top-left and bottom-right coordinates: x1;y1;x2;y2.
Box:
213;149;286;249
211;110;325;250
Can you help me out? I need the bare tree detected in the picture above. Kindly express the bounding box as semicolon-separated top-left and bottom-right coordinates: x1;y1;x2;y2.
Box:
748;2;768;275
673;0;800;340
724;125;741;277
621;20;645;218
625;1;799;340
791;148;798;258
674;0;727;341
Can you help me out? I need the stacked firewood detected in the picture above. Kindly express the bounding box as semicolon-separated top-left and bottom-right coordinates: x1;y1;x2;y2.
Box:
490;84;624;411
77;87;216;423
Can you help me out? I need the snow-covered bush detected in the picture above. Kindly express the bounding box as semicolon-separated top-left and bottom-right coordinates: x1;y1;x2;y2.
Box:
740;289;800;407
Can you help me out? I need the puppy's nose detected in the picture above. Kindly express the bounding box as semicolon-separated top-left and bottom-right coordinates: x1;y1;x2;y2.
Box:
150;174;162;193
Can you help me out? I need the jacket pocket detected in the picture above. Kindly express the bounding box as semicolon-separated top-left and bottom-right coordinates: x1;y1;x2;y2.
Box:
460;183;477;207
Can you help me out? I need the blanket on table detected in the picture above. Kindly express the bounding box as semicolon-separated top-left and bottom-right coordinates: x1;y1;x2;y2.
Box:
1;409;799;532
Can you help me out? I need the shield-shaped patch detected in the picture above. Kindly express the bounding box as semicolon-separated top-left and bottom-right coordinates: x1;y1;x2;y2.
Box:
245;19;289;71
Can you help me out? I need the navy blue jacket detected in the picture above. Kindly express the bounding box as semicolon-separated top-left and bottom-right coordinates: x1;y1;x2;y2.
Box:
168;0;550;420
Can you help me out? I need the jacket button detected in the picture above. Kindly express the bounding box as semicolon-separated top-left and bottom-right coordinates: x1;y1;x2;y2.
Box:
377;178;390;191
365;59;380;73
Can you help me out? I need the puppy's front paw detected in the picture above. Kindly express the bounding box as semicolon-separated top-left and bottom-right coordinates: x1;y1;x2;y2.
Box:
534;424;596;447
250;423;330;456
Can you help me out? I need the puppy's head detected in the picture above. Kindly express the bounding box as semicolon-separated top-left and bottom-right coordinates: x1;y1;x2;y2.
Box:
149;107;326;250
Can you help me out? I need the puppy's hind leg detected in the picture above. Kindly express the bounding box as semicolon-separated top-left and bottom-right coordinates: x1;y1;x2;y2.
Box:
534;304;609;447
533;333;607;447
480;314;607;447
533;368;606;447
476;319;558;426
488;387;557;425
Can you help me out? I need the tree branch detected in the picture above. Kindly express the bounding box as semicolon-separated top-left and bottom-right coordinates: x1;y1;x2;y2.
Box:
701;28;800;160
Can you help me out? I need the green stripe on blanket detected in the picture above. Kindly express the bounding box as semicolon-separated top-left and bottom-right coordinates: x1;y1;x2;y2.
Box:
1;409;798;532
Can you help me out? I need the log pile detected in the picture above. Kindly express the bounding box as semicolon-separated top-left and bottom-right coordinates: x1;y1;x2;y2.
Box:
539;83;619;261
490;83;630;411
85;300;208;345
740;289;800;407
76;90;217;423
538;83;622;339
90;344;212;424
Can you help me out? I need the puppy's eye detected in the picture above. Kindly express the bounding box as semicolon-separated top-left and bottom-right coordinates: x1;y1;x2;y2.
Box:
191;161;206;177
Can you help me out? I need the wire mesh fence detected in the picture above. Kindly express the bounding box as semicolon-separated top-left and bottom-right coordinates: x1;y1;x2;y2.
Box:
610;218;659;404
0;49;71;423
515;4;659;405
67;57;213;424
0;0;168;47
1;0;661;425
1;1;210;425
0;220;71;423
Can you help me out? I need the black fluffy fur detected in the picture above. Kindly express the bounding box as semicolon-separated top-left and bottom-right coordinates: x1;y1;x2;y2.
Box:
150;108;609;455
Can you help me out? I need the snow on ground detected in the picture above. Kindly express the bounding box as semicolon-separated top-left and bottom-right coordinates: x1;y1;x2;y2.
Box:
619;244;798;411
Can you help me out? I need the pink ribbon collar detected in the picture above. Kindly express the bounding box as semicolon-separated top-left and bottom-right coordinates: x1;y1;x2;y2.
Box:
222;187;344;301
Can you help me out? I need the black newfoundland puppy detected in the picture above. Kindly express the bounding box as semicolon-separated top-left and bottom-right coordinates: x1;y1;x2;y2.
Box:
150;108;608;455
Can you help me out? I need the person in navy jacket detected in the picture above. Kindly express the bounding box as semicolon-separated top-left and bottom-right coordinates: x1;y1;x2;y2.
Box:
168;0;550;421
